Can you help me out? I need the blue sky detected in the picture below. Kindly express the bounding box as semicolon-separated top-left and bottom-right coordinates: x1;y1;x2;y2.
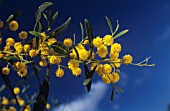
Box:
1;0;170;111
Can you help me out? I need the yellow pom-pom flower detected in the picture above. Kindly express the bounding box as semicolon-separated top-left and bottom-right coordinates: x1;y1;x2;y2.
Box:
56;67;64;78
63;38;73;47
1;97;9;105
95;64;103;75
46;103;51;110
111;59;122;68
0;20;4;28
17;69;27;77
109;52;119;60
47;38;57;45
72;67;82;76
68;59;79;70
92;36;103;48
13;87;20;95
29;49;37;57
24;44;30;52
112;73;120;83
83;40;89;45
123;54;133;64
8;106;16;111
79;49;89;61
97;45;108;58
103;35;113;46
9;20;19;31
19;31;28;39
49;56;62;64
102;64;112;74
39;59;47;67
15;62;27;72
2;67;10;75
101;74;113;84
14;42;22;49
17;98;25;106
0;53;4;59
110;43;121;53
6;38;15;46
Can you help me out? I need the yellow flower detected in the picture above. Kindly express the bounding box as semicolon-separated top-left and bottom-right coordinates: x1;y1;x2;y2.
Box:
41;33;47;41
0;20;4;28
95;64;103;75
2;67;10;75
6;38;15;46
101;74;113;84
0;53;4;59
9;20;19;31
19;31;28;39
47;38;57;45
17;69;27;77
56;68;64;78
63;38;73;47
24;105;31;111
83;40;89;45
46;103;51;109
17;98;25;106
10;99;16;104
79;49;89;61
8;106;16;111
92;36;103;48
24;44;30;52
103;64;112;74
109;52;119;60
72;67;82;76
123;54;133;64
39;59;47;67
68;59;79;70
97;45;108;58
111;59;122;68
14;42;22;49
1;97;9;105
103;35;113;46
110;43;121;52
112;73;120;83
29;49;37;57
13;87;20;95
90;63;97;70
49;56;62;64
15;62;27;72
88;51;95;59
76;44;85;50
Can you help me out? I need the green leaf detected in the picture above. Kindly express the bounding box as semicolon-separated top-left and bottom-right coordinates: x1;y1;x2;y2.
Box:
43;13;48;21
80;22;84;41
83;78;91;86
50;41;69;56
33;64;50;111
35;2;53;23
29;31;42;37
112;20;119;36
113;29;129;39
47;17;71;39
6;14;14;24
49;11;58;27
110;89;114;103
105;16;113;34
114;85;124;93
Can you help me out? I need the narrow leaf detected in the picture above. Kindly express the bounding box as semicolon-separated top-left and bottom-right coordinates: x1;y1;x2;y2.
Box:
47;17;71;39
29;31;42;37
6;14;14;24
83;78;91;86
114;85;124;93
49;11;58;27
105;16;113;34
113;29;129;39
43;13;48;21
110;89;114;103
84;19;93;47
80;22;84;41
112;20;119;36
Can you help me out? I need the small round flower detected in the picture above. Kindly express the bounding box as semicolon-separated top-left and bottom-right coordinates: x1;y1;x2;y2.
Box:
63;38;73;47
17;98;25;106
49;56;62;64
1;97;9;105
24;105;31;111
83;40;89;45
95;64;103;75
13;87;20;95
111;59;122;68
92;36;103;48
101;74;113;84
47;38;57;45
39;59;47;67
0;53;4;59
123;54;133;64
103;64;112;74
0;20;4;28
24;44;30;52
56;68;64;78
17;69;27;77
97;45;108;58
8;106;16;111
79;49;89;61
68;59;79;70
109;52;119;60
103;35;113;46
2;67;10;75
9;20;19;31
72;67;82;76
41;33;47;41
46;103;51;110
112;73;120;83
14;42;22;49
29;49;37;57
19;31;28;39
10;99;16;104
15;62;27;72
110;43;121;53
6;38;15;46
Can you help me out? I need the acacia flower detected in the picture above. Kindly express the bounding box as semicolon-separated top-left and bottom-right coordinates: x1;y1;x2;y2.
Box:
72;67;82;76
39;59;47;67
111;59;122;68
110;43;121;53
97;45;108;58
24;44;30;52
103;35;113;46
109;52;119;60
19;31;28;39
13;87;20;95
17;98;25;106
83;40;89;45
29;49;37;57
68;59;79;70
103;64;112;74
112;73;120;83
47;38;57;45
79;49;89;61
92;36;103;48
123;54;133;64
49;56;62;64
46;103;51;110
63;38;73;47
101;74;113;84
6;38;15;46
9;20;19;31
8;106;17;111
95;64;103;75
56;68;64;78
17;69;28;77
2;67;10;75
1;97;9;105
0;53;4;59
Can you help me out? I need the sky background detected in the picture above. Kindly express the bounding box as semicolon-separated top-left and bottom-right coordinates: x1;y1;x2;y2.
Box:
0;0;170;111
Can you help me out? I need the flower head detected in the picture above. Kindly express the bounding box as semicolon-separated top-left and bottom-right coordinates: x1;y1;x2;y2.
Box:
123;54;133;64
6;38;15;46
56;68;64;78
24;44;30;52
2;67;10;75
72;67;82;76
39;59;47;67
92;36;103;48
13;87;20;95
97;45;108;58
68;59;79;70
103;35;113;46
112;73;120;83
9;20;19;31
63;38;73;47
110;43;121;53
103;64;112;74
19;31;28;39
29;49;37;57
49;56;62;64
101;74;113;84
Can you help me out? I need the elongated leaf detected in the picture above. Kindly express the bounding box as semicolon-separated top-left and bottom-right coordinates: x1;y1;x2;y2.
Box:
113;29;129;39
6;14;14;24
105;16;113;34
84;19;93;47
80;22;84;41
110;89;114;103
43;13;48;21
114;85;124;93
6;11;21;24
47;17;71;39
0;72;20;108
83;78;91;86
83;65;92;92
29;31;42;37
50;41;69;56
49;11;58;27
33;64;50;111
112;20;119;36
35;2;53;23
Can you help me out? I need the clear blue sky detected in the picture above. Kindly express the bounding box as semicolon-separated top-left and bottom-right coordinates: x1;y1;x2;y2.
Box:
0;0;170;111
